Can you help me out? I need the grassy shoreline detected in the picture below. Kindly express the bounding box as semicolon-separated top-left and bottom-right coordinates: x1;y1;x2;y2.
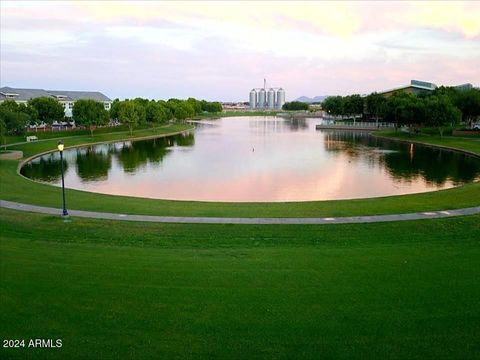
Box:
0;125;479;218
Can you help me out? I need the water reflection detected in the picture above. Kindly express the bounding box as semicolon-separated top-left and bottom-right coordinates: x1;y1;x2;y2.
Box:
21;154;68;182
76;146;112;181
174;132;195;147
22;132;195;181
322;131;480;185
20;117;480;201
248;117;308;133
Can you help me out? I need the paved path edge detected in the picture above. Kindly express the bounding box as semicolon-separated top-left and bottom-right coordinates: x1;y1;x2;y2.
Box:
1;199;479;225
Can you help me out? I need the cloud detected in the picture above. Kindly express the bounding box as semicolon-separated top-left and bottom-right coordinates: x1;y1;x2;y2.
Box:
1;1;479;100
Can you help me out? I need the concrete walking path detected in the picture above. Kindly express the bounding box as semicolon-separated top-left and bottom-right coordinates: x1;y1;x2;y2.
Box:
1;199;479;225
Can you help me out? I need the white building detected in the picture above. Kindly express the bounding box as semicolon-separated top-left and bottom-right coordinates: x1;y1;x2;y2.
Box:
0;86;112;117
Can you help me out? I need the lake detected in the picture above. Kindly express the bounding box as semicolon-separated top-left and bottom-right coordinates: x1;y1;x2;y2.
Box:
21;116;480;202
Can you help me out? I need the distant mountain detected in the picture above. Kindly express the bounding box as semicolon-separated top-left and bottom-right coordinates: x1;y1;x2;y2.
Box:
295;95;329;103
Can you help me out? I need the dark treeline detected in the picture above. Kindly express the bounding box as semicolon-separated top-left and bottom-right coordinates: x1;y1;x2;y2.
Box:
110;98;223;135
282;101;309;111
322;87;480;135
0;96;223;140
0;97;64;141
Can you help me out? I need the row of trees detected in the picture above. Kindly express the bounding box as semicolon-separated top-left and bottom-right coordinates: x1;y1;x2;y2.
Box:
0;97;66;143
109;98;222;134
322;87;480;135
0;97;67;134
322;94;364;119
282;101;309;111
0;96;223;138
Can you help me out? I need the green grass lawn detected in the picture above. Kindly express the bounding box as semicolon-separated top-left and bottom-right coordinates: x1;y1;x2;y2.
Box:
2;126;480;359
1;208;479;359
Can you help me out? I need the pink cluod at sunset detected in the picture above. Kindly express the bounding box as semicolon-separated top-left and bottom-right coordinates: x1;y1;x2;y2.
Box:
1;1;479;101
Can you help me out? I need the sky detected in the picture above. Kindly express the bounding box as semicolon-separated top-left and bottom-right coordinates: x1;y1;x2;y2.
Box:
1;1;479;101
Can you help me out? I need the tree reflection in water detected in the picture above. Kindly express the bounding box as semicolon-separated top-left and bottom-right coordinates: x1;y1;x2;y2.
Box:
21;133;196;182
116;134;195;173
75;145;112;182
322;131;480;185
20;153;68;182
174;132;195;147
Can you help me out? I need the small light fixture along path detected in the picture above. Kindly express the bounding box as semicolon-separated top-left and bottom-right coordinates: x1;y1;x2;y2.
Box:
57;140;68;217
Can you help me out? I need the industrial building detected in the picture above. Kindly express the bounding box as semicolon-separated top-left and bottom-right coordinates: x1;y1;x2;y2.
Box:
379;80;474;97
249;80;285;110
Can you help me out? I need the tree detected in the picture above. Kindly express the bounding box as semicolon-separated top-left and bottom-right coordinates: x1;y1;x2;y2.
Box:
282;101;309;111
132;97;150;108
28;97;64;125
72;99;109;136
170;101;194;121
322;96;344;116
0;117;6;149
109;98;121;120
201;100;223;113
145;101;170;130
424;95;461;136
0;100;20;113
343;94;364;123
454;89;480;128
0;101;38;126
380;93;424;131
174;105;188;121
364;92;386;127
187;98;202;115
209;101;223;113
18;103;39;125
118;100;146;135
158;100;174;120
433;86;458;104
0;108;30;136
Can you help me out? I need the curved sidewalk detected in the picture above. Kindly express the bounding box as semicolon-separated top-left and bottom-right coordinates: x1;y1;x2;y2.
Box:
1;199;479;224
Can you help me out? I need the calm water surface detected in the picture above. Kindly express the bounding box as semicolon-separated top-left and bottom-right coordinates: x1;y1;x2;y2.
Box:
21;116;480;202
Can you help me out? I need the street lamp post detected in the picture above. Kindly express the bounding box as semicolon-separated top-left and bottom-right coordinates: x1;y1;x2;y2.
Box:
57;140;68;216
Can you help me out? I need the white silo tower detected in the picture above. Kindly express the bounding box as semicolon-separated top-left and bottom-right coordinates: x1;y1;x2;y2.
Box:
276;88;285;109
249;89;257;110
267;88;275;109
258;88;266;109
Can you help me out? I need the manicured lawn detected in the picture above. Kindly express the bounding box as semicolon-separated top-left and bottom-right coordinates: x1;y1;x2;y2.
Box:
1;209;479;359
2;126;480;359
